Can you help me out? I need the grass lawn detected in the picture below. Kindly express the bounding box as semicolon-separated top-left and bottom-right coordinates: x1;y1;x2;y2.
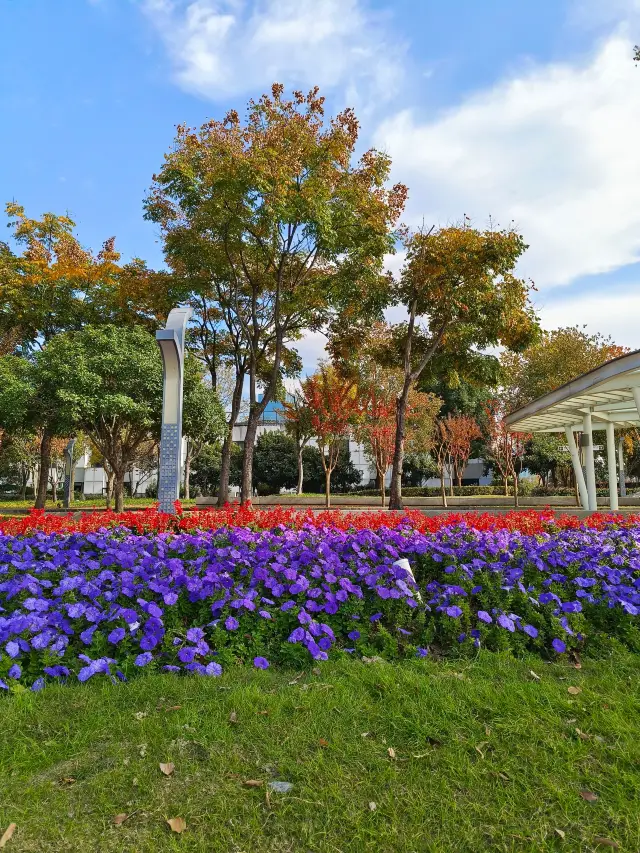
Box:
0;653;638;852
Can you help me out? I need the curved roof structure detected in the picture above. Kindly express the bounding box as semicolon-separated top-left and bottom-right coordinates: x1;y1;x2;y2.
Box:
504;349;640;433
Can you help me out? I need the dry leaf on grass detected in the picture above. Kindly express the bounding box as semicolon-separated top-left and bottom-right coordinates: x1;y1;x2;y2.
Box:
0;824;16;849
159;762;175;776
594;838;619;849
387;747;396;760
229;711;237;724
242;779;263;788
579;790;598;802
112;814;129;826
554;828;566;839
529;670;541;681
575;728;590;740
318;738;329;748
167;817;187;834
568;686;582;695
134;711;147;720
59;777;76;786
368;802;377;811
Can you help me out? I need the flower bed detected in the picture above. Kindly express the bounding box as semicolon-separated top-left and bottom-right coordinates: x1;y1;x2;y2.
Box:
0;519;638;691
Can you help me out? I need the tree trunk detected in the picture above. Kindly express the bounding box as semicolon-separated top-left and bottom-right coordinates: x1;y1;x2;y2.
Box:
114;469;125;513
69;460;76;504
105;468;115;509
183;442;192;500
51;476;57;503
20;465;27;501
380;474;385;507
240;412;260;504
217;370;245;507
514;472;519;508
440;471;448;508
296;449;304;495
504;478;509;497
35;428;53;509
389;387;410;510
325;468;331;508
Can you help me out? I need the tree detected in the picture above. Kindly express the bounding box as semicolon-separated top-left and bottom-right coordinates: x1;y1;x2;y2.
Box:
483;399;529;503
253;431;298;495
282;392;315;495
301;445;362;493
522;434;572;489
501;326;628;410
34;325;216;512
0;431;39;500
445;414;482;488
145;84;407;505
181;382;226;500
190;442;244;497
301;366;360;507
384;222;538;509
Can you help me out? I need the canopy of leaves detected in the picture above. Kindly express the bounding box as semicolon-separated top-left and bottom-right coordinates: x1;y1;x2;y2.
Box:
501;325;629;410
253;431;299;494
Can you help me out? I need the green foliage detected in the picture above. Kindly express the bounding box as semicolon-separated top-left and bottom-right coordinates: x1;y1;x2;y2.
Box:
302;445;362;493
190;443;244;495
523;434;572;487
252;432;298;495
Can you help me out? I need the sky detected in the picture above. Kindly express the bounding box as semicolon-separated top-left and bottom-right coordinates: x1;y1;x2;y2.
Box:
1;0;640;372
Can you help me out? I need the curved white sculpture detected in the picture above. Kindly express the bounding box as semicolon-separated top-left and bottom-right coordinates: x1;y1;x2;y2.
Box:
156;306;192;514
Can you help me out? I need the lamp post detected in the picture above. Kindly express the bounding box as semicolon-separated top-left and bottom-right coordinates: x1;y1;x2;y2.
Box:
156;307;192;514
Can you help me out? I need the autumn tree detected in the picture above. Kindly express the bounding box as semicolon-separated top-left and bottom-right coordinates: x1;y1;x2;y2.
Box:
383;222;538;510
501;325;628;410
145;84;406;504
282;390;315;495
445;414;482;488
301;365;359;507
483;399;529;503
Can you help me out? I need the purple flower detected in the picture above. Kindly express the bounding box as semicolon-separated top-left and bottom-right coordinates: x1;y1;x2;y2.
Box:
477;611;492;624
31;677;45;692
552;638;567;654
288;627;305;643
205;662;223;676
369;613;382;622
523;624;538;639
253;657;269;670
225;616;239;631
135;652;153;667
108;627;126;645
416;647;429;658
186;627;205;643
8;664;21;679
178;647;196;663
347;630;361;641
445;606;463;619
5;641;19;659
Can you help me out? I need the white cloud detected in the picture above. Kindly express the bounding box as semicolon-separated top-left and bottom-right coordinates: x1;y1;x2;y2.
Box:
538;287;640;349
374;35;640;289
142;0;404;105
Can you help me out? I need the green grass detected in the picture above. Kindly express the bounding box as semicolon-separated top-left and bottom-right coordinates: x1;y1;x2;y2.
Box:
0;497;197;510
1;653;638;852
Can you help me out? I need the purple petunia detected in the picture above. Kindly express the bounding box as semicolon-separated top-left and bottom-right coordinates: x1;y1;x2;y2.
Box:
552;638;567;654
253;656;269;670
225;616;239;631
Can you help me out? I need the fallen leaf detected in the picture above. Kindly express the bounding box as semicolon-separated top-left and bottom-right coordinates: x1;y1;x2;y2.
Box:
498;772;510;781
159;762;175;776
362;655;385;664
554;828;566;839
112;814;129;826
475;741;489;759
579;790;598;802
0;824;16;849
134;711;147;721
138;744;147;757
575;728;590;740
594;838;619;849
567;718;577;724
484;725;491;737
166;705;182;712
568;686;582;695
318;738;329;748
59;777;76;786
387;747;396;760
257;710;269;716
411;752;431;759
288;671;305;685
361;732;370;738
574;662;582;670
368;801;377;811
243;779;263;788
167;817;187;834
529;670;541;681
229;711;237;724
312;667;321;676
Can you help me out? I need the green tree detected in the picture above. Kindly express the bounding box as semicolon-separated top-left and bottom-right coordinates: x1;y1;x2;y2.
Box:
190;442;243;497
522;434;572;489
145;84;407;505
282;391;315;495
301;445;362;494
35;325;218;511
253;431;298;495
384;223;539;509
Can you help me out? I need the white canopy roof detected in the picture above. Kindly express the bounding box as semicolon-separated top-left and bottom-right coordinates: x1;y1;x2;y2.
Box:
505;349;640;433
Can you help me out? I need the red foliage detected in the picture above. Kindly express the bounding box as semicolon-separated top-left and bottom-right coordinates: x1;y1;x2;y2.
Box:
1;503;638;537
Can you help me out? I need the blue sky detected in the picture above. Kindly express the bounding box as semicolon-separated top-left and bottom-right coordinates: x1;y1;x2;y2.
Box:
2;0;640;368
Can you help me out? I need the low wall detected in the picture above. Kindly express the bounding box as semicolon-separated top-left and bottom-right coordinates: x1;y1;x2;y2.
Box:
195;494;640;508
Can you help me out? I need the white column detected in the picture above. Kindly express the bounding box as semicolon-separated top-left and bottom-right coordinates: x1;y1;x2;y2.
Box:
604;422;618;511
582;412;598;512
618;438;626;497
564;426;589;510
